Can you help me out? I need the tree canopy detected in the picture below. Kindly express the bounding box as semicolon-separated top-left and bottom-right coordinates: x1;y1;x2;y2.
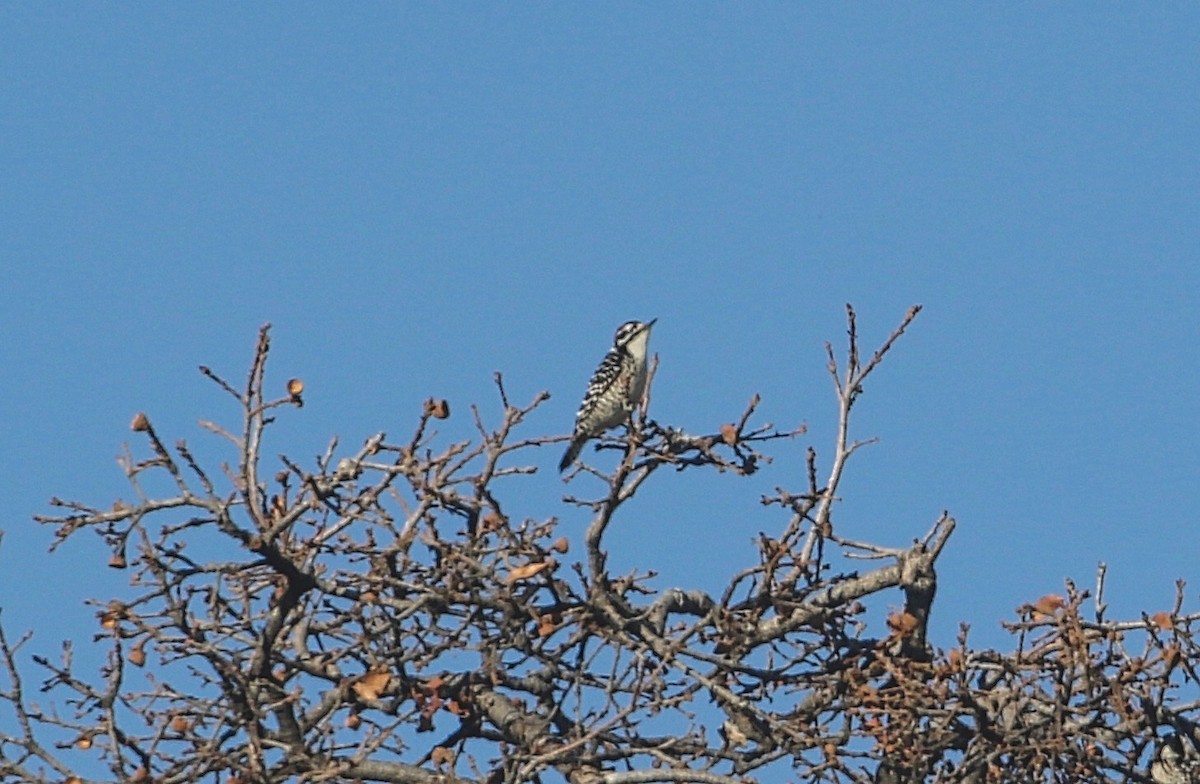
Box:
3;307;1199;784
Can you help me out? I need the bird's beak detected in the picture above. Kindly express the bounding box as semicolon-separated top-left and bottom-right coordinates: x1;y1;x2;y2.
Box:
645;318;658;330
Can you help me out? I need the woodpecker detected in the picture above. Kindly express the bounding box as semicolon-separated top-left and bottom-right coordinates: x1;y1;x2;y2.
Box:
559;319;656;472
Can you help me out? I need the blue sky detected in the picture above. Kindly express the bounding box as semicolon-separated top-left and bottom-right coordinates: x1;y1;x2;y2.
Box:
2;3;1198;686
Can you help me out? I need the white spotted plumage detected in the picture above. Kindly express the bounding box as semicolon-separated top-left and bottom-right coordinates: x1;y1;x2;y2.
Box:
559;319;656;472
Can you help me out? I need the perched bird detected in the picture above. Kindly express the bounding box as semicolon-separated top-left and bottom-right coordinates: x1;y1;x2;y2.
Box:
559;319;656;472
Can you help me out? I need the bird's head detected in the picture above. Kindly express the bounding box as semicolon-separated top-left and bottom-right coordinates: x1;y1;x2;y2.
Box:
614;318;656;350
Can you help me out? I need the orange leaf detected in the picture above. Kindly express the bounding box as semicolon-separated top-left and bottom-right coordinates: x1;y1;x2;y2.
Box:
506;561;550;584
759;536;784;559
431;746;454;767
536;611;562;637
345;711;362;730
98;602;126;631
1032;594;1065;617
170;715;190;733
551;537;570;554
1151;611;1173;631
128;641;147;667
887;611;919;637
720;423;738;446
286;378;305;397
424;398;451;419
352;668;392;701
130;412;150;432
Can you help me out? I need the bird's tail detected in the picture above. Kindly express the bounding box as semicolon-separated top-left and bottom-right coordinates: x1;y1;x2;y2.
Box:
559;436;586;472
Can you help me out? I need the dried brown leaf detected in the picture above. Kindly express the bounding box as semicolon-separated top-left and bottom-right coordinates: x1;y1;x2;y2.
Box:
431;746;454;767
1032;594;1065;617
1151;611;1173;631
887;611;919;637
98;602;125;631
352;668;392;701
536;610;562;637
506;561;550;584
1163;644;1181;672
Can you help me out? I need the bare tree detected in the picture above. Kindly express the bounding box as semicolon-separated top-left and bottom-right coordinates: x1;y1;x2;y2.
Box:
2;307;1198;784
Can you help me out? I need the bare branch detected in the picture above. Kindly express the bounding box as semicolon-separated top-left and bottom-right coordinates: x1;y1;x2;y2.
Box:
1;311;1186;784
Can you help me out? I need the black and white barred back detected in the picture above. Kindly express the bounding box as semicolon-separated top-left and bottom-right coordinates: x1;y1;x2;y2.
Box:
559;319;656;472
